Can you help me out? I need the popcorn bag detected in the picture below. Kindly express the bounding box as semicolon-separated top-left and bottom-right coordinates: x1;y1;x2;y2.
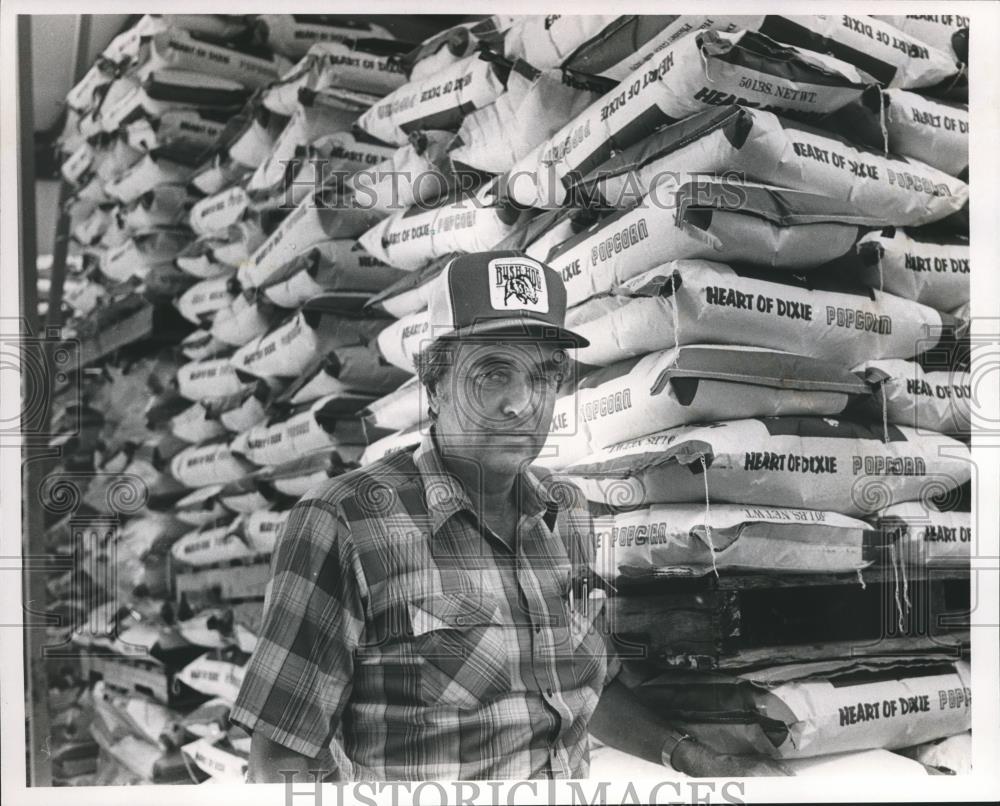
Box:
355;51;508;146
229;396;365;467
310;38;410;96
137;28;285;89
359;179;521;271
176;274;236;326
230;308;390;379
448;61;613;174
538;345;869;469
874;14;970;63
739;14;959;90
904;731;971;774
308;130;396;176
127;109;230;159
260;241;403;310
213;382;274;433
177;358;243;402
286;345;411;404
349;130;463;213
174;485;229;526
168;402;228;444
180;329;231;361
226;112;283;172
502;15;621;71
884;89;968;178
121;185;192;231
101;229;191;283
169;441;257;488
567;262;958;369
105;154;193;205
257;448;363;497
237;191;384;288
181;735;247;783
209;293;278;347
855;227;969;311
247;89;374;194
244;508;291;554
361;377;424;435
257;15;396;60
66;58;116;113
360;425;423;467
364;253;452;317
175;225;263;278
505;28;872;208
638;658;971;759
189;155;252;197
547;180;892;308
175;647;251;702
876;502;972;566
218;476;271;514
170;518;252;567
853;358;971;435
591;504;875;580
375;309;430;373
566;415;971;515
583;105;968;228
61;142;96;185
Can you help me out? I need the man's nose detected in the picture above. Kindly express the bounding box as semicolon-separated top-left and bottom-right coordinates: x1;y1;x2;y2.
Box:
498;372;535;418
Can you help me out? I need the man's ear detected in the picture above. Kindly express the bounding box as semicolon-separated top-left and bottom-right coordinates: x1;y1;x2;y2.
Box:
426;383;442;420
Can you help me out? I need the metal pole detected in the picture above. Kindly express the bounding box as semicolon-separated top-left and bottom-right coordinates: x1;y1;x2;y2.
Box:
44;15;92;334
18;13;55;789
18;14;39;338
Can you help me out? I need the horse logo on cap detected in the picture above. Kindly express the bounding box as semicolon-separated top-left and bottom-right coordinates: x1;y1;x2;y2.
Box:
505;274;539;306
489;259;548;313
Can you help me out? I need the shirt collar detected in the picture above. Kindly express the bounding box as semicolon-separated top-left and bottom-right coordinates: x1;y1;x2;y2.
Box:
414;429;559;535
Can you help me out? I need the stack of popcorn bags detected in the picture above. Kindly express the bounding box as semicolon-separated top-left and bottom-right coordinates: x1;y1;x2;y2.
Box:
48;14;972;783
359;14;973;774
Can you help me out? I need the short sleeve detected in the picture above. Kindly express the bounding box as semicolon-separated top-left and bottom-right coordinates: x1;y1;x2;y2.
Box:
228;496;365;758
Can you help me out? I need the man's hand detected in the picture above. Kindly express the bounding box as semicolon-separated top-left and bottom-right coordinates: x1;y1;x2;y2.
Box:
671;738;795;777
590;678;795;777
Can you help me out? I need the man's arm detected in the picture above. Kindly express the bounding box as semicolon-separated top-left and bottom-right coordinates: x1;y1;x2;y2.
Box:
590;677;793;777
229;497;365;783
248;735;338;784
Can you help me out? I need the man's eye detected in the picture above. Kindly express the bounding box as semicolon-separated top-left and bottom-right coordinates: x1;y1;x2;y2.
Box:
477;368;510;385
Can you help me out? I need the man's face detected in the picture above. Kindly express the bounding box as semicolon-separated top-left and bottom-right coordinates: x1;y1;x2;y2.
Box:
429;338;569;474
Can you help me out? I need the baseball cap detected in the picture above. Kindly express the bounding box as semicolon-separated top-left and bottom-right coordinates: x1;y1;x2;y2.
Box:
425;251;589;346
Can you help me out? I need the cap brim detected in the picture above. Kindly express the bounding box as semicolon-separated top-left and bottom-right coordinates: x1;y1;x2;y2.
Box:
439;317;589;347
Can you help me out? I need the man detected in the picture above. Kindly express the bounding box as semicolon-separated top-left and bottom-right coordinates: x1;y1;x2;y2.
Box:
230;251;790;781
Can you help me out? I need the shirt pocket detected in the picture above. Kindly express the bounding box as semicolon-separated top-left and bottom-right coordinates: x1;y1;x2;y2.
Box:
407;589;512;710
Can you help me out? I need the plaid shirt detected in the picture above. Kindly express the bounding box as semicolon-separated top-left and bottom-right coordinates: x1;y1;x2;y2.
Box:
229;431;620;780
